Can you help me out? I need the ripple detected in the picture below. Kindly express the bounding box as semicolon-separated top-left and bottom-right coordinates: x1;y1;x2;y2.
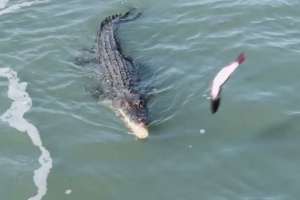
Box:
0;67;52;200
0;0;49;16
0;0;9;9
1;0;300;198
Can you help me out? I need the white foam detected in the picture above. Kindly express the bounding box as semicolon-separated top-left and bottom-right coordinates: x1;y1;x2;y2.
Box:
0;0;49;16
65;190;72;195
0;0;9;9
0;67;53;200
200;129;205;134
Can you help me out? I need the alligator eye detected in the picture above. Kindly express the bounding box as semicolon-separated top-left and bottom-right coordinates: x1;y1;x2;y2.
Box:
135;100;142;107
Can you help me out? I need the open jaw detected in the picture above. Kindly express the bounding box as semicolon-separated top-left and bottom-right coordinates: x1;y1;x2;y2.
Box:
118;109;149;139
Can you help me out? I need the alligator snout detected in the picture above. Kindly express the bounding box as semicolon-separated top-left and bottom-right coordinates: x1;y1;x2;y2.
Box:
138;118;148;127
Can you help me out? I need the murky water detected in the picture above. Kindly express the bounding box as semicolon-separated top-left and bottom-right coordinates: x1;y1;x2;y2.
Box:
1;0;300;199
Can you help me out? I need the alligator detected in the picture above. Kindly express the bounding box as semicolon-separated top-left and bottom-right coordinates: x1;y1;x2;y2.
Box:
75;9;153;139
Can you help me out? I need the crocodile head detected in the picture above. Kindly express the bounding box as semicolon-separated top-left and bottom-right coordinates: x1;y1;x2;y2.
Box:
114;94;148;139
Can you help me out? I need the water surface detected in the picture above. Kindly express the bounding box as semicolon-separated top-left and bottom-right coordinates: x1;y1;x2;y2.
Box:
1;0;300;199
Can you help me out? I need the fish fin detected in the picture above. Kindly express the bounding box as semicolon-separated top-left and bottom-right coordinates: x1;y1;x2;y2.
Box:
211;98;221;114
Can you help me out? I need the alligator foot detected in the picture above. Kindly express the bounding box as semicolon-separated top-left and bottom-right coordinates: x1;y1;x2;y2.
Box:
84;85;106;100
85;85;114;109
75;48;98;66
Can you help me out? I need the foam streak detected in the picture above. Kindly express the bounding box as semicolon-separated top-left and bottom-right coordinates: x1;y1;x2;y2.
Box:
0;67;52;200
0;0;49;16
0;0;9;9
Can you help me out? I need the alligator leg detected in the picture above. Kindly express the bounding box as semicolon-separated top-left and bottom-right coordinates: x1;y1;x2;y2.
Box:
75;48;98;66
84;85;114;109
84;85;106;100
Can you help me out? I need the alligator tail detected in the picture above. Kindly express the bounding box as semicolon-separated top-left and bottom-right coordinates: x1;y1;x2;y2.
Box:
119;8;142;22
100;8;142;30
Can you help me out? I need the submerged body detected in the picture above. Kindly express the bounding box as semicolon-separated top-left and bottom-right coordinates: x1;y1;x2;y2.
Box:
210;53;246;114
77;9;150;139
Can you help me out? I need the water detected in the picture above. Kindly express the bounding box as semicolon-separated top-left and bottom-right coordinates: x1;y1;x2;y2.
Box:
1;0;300;199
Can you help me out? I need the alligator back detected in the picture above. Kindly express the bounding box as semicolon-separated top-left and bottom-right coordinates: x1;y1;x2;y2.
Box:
95;9;142;92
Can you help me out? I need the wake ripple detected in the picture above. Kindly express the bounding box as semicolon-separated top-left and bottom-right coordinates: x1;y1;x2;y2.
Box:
0;0;49;16
0;0;9;9
0;67;52;200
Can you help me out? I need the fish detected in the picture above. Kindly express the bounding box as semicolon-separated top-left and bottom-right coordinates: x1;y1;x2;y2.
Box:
210;53;247;114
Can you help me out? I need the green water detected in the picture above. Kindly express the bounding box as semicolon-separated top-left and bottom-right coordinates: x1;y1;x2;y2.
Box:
1;0;300;199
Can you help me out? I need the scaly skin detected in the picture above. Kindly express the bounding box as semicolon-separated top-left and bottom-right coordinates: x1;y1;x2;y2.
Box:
76;9;150;139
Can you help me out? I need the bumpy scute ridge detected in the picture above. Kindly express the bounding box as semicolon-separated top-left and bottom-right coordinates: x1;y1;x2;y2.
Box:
100;9;139;30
